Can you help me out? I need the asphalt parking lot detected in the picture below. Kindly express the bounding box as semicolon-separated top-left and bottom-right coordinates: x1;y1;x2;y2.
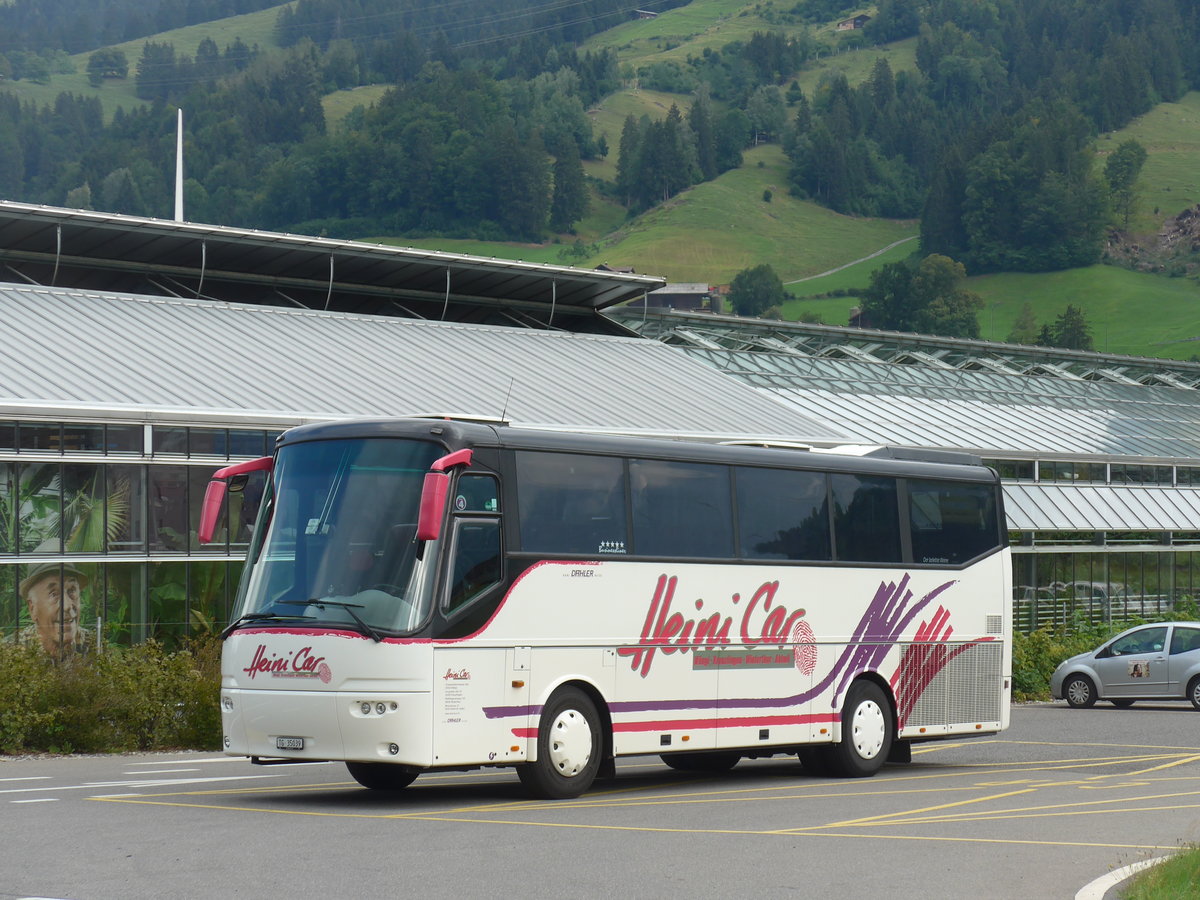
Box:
3;701;1198;900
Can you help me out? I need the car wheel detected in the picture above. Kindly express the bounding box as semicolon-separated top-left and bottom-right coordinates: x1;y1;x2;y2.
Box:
1063;674;1097;709
346;761;418;790
1110;699;1135;709
1189;676;1200;712
517;686;602;799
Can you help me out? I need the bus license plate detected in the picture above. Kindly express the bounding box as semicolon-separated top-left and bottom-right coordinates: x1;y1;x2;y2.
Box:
276;736;304;750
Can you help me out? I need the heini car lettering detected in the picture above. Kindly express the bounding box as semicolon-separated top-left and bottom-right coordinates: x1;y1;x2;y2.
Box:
617;575;808;678
243;644;331;682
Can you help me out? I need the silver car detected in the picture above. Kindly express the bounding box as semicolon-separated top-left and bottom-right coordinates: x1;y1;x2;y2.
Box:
1050;621;1200;710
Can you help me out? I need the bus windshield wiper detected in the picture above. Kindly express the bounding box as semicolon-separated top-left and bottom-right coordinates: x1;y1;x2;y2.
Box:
220;611;316;640
279;599;383;643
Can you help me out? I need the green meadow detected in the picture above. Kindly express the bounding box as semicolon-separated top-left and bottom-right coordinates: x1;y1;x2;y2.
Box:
578;144;917;284
1104;91;1200;232
970;265;1200;359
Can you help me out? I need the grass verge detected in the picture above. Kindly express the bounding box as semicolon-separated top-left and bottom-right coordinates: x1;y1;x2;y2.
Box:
1120;848;1200;899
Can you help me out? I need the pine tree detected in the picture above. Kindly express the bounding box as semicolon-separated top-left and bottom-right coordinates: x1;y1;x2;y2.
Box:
1007;302;1039;344
549;139;588;233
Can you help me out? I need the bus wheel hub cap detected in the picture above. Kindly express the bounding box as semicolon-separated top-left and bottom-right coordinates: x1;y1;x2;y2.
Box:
548;709;591;777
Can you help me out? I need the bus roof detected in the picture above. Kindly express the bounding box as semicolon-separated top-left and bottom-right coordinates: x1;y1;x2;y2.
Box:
278;417;998;483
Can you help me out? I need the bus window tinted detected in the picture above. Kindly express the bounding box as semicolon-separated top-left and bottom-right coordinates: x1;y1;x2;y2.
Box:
831;474;901;563
447;519;502;613
909;480;999;565
736;467;830;561
516;452;627;554
455;473;500;512
631;459;733;558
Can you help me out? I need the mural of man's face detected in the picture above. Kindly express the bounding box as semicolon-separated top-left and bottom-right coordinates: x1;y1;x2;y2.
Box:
26;575;82;654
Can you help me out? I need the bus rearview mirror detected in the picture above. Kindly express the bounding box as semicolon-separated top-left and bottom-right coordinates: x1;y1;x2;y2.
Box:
417;472;449;542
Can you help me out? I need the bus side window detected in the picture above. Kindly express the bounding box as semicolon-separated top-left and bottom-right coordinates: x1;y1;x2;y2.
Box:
447;518;502;613
830;474;901;563
907;480;999;565
630;459;733;558
735;466;830;561
515;451;627;554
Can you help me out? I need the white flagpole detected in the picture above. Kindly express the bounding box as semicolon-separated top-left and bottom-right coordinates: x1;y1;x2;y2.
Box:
174;108;184;221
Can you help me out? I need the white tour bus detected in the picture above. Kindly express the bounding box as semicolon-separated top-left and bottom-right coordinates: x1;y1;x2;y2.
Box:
201;416;1011;799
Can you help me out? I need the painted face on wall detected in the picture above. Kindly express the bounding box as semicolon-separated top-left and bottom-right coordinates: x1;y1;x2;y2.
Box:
26;575;83;654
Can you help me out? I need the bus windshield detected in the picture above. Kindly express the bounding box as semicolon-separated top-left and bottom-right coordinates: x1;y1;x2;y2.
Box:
232;437;444;637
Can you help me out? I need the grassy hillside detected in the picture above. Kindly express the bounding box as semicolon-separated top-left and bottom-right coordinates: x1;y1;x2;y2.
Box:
1104;91;1200;232
389;145;916;286
970;266;1200;360
579;144;915;283
0;3;287;119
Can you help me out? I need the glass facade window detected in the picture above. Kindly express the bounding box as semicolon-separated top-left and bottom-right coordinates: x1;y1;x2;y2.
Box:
0;461;13;553
108;465;146;553
105;424;143;455
1111;463;1173;485
1176;467;1200;487
1039;461;1106;483
149;466;189;552
188;428;227;457
152;426;187;456
229;430;267;458
20;423;61;452
18;462;60;553
0;418;278;650
986;459;1034;481
61;424;105;453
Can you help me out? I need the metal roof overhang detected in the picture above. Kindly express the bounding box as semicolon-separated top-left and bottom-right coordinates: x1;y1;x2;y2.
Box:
0;202;664;332
1003;482;1200;532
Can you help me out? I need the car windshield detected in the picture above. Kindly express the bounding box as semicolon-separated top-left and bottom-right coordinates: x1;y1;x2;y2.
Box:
231;437;443;635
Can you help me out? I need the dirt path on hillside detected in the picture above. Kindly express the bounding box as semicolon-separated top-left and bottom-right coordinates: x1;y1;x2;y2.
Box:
784;235;917;284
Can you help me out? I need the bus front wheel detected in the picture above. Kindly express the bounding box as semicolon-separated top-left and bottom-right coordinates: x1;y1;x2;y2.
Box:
518;686;602;800
346;761;418;791
827;680;893;778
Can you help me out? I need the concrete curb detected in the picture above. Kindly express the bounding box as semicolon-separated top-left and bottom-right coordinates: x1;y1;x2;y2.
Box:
1075;856;1172;900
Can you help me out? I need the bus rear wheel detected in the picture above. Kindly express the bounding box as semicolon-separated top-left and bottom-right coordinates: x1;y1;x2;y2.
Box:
660;751;741;773
518;686;602;800
827;680;893;778
346;761;418;791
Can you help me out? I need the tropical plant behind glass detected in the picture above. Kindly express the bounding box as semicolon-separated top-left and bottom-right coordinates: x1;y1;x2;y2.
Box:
64;475;129;553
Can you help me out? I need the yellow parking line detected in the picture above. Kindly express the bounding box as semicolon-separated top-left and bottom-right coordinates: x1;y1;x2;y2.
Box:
779;788;1037;832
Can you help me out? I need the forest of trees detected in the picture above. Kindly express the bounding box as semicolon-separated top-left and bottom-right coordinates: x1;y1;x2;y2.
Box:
782;0;1200;273
0;0;1196;252
0;0;280;55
